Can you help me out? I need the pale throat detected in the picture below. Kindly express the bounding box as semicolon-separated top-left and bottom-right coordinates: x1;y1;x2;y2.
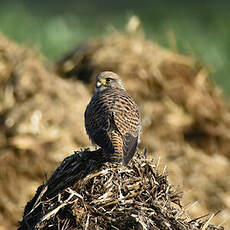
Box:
94;80;125;93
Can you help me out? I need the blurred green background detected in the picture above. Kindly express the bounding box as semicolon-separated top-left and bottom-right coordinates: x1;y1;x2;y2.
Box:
0;0;230;94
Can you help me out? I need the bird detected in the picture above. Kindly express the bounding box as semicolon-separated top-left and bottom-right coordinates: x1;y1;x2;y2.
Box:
84;71;141;165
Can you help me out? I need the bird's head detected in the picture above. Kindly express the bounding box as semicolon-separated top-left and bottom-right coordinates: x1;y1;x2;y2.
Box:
95;71;125;93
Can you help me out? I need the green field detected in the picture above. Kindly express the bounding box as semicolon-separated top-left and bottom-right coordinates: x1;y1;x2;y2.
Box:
1;0;230;94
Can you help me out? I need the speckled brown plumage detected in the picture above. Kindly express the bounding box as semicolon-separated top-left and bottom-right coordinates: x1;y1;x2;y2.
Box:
84;71;141;165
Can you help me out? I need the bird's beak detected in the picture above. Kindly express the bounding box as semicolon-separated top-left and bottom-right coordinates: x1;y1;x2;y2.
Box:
96;79;106;87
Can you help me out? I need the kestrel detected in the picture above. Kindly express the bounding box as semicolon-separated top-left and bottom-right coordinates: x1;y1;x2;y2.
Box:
84;71;141;165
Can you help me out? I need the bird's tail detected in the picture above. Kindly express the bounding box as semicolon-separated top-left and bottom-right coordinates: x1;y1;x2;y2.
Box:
109;132;123;163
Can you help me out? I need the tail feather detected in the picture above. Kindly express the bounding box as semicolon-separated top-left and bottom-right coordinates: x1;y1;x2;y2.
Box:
109;132;123;163
93;130;138;165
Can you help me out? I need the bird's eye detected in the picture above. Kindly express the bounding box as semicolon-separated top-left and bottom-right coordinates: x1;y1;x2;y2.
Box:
106;78;112;82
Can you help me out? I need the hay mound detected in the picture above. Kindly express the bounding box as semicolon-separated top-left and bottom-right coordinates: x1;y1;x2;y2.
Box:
1;18;230;229
19;150;223;230
57;30;230;158
56;26;230;225
0;34;91;229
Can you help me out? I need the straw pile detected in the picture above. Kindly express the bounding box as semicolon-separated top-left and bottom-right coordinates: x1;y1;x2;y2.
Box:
57;25;230;159
0;34;91;229
0;17;230;229
19;149;223;230
56;21;230;226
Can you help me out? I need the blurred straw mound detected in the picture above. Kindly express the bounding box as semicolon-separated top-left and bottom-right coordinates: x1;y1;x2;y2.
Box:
0;16;230;229
0;34;91;229
56;19;230;226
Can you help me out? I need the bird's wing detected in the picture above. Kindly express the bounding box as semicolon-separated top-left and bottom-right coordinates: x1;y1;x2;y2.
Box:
122;133;138;166
84;95;114;160
111;92;141;165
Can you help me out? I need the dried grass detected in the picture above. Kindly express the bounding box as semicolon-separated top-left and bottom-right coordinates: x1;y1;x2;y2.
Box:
0;17;230;229
56;20;230;227
0;34;91;229
19;150;223;230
